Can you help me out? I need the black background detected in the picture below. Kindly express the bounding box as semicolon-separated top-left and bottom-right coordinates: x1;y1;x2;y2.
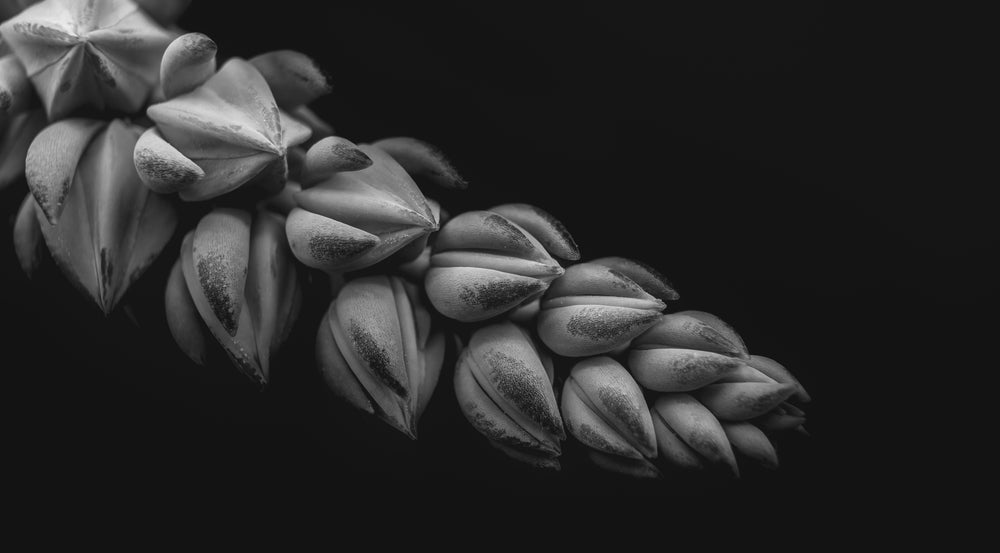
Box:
1;0;992;521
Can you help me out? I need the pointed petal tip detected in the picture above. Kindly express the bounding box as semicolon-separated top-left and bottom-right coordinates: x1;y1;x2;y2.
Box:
99;298;116;317
372;137;468;190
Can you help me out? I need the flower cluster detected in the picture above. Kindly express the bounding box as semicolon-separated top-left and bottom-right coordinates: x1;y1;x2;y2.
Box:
3;0;809;481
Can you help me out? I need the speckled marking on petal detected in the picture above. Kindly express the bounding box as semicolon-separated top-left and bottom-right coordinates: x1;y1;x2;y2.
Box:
597;384;645;442
182;34;217;59
735;386;789;414
566;307;659;342
89;50;116;88
577;423;631;457
607;268;643;293
330;143;372;169
177;113;280;153
349;321;406;398
695;323;740;354
465;403;535;450
670;352;740;386
134;148;201;187
227;348;265;388
420;140;465;185
686;430;725;460
99;247;113;298
307;232;375;263
459;279;541;311
0;90;11;111
27;170;72;221
197;251;242;336
626;258;679;300
485;213;531;250
290;59;331;94
526;204;577;253
483;349;561;435
12;22;76;42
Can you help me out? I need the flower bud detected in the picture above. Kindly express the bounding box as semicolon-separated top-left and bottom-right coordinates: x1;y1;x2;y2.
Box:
286;143;439;273
454;322;565;468
165;208;302;387
650;393;739;478
317;275;445;438
626;310;808;430
561;356;657;460
537;262;665;357
426;210;566;322
722;422;779;470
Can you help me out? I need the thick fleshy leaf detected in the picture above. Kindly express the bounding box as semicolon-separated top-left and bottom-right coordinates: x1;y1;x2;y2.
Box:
454;347;560;457
652;394;739;478
133;126;204;193
25;118;105;223
317;305;375;415
627;348;744;392
181;224;264;386
651;405;706;471
245;210;300;379
488;203;579;260
696;382;797;422
463;322;565;449
249;50;330;109
425;266;546;322
371;136;467;190
632;312;749;359
301;136;372;184
723;422;779;469
748;354;810;403
165;258;212;366
328;276;415;437
537;304;662;357
417;331;446;420
285;207;379;271
160;32;216;100
190;208;251;336
13;193;46;277
429;250;564;280
678;310;748;356
590;256;679;302
561;356;656;459
545;263;663;303
714;363;776;384
434;210;551;263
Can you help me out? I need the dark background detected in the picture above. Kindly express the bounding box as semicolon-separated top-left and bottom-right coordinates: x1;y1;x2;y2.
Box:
1;0;991;518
